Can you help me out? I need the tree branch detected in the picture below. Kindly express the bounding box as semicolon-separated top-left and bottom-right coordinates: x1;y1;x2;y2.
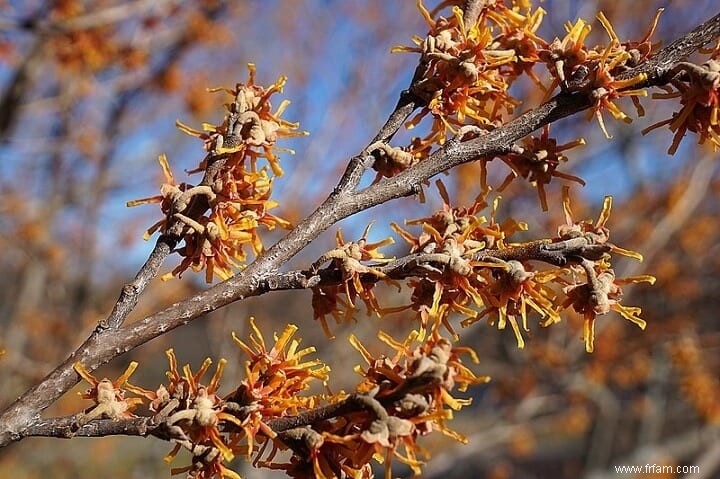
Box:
260;234;610;294
19;394;379;441
462;0;486;30
21;415;158;440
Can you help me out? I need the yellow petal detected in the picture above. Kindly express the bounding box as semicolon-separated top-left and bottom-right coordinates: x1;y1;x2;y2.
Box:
175;119;204;137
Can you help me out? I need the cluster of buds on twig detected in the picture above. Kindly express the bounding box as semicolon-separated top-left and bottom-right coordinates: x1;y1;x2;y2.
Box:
128;64;307;282
76;355;241;478
266;328;488;479
74;320;330;479
497;126;586;211
392;182;558;347
644;52;720;153
393;0;542;147
389;3;669;199
310;224;396;338
553;187;655;352
73;320;487;479
367;141;424;181
536;10;664;138
302;179;652;352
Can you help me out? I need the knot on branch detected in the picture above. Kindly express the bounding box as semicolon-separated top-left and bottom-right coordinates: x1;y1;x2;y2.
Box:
367;140;421;180
279;426;324;457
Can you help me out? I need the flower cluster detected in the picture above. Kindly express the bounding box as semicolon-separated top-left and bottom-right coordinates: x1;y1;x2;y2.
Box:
74;319;488;479
128;64;306;282
390;2;663;197
330;181;654;352
354;327;489;421
268;328;488;479
496;126;586;211
580;11;663;138
228;318;331;454
554;188;655;352
312;182;651;352
391;181;554;347
644;54;720;153
534;10;664;138
310;224;396;338
132;350;241;479
393;0;545;146
74;319;331;479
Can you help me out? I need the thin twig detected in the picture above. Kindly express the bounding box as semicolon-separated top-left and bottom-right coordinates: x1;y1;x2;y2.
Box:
19;394;380;441
21;416;158;439
462;0;486;29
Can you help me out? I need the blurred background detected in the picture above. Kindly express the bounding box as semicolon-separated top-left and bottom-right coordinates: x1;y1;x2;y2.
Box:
0;0;718;478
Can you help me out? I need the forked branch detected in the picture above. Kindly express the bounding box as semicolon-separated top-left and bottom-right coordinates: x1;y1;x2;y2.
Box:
1;7;719;449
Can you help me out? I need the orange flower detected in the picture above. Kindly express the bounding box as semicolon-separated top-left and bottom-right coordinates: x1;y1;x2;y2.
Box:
74;361;143;420
557;187;655;352
538;12;654;138
130;349;245;479
348;329;489;476
584;38;648;138
310;224;395;336
643;59;720;153
177;63;307;176
498;126;586;211
394;1;531;148
464;259;560;349
229;318;329;456
392;182;534;339
539;18;592;92
128;65;305;282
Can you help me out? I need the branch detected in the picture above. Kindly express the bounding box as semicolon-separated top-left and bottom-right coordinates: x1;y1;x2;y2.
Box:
20;415;159;440
19;394;381;441
260;235;609;294
462;0;486;30
1;9;719;448
0;57;425;449
350;10;720;211
20;390;407;452
266;394;379;433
